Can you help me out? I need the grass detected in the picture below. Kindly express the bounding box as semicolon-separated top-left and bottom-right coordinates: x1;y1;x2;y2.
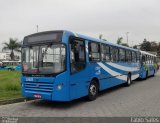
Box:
0;70;21;101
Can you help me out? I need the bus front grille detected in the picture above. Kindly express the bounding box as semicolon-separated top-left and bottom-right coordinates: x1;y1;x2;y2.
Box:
24;81;53;93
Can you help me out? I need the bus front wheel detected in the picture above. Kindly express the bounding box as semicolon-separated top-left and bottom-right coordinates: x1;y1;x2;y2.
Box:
88;80;98;101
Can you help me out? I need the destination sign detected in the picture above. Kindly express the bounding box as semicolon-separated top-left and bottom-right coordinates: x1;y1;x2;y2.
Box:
23;31;63;45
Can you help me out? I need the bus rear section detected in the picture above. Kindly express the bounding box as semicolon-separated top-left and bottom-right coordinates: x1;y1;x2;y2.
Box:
139;51;158;79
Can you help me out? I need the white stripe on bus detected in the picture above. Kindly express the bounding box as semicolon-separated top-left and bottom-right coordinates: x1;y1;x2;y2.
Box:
98;62;127;81
107;62;139;72
98;62;139;81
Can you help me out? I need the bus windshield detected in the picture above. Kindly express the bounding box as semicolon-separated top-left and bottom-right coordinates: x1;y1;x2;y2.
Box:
22;44;66;75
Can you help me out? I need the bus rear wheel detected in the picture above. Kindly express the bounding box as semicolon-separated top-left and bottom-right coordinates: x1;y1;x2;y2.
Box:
88;80;98;101
125;73;132;87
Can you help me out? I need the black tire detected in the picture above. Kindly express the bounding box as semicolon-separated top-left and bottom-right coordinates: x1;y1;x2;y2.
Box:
88;80;99;101
125;73;132;87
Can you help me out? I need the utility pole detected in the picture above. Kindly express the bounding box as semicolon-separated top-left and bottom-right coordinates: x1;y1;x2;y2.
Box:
126;32;129;45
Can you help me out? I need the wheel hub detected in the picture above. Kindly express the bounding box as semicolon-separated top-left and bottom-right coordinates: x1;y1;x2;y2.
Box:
90;85;97;95
128;77;131;84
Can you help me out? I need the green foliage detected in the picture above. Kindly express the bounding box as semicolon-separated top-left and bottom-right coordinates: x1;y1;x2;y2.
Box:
0;70;21;100
139;39;160;57
121;43;129;47
140;39;152;51
99;34;107;41
133;45;138;49
116;37;129;47
117;37;123;44
5;83;20;91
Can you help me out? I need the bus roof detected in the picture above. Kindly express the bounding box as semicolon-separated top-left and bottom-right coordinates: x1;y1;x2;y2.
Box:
23;30;139;52
67;30;138;52
140;50;157;57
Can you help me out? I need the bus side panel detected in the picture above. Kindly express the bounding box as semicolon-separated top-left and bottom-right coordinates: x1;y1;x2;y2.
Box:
87;62;126;91
150;64;156;75
139;64;155;79
99;77;125;91
69;69;90;100
139;66;147;79
68;61;140;100
68;39;92;100
97;62;139;90
52;72;70;101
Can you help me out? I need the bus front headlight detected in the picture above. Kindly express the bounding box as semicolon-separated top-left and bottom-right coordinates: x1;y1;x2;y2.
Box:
56;83;64;90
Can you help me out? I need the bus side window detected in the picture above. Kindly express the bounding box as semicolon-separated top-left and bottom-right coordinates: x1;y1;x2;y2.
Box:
146;55;148;64
101;44;110;62
110;47;119;62
70;39;85;73
132;52;137;63
119;49;126;62
142;55;145;64
88;42;100;62
154;57;157;64
126;50;132;63
137;52;140;63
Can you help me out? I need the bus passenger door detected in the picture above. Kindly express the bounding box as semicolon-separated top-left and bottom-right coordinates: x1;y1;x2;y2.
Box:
69;38;88;100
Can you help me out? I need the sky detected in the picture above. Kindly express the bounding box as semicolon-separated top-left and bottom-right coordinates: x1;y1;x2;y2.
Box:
0;0;160;51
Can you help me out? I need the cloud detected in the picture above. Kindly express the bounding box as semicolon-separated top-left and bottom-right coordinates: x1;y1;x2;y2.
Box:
0;0;160;50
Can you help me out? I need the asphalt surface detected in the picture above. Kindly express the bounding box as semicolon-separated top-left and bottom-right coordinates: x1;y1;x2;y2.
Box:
0;71;160;117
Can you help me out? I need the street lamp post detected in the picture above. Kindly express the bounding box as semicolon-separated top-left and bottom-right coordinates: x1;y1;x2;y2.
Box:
126;32;129;45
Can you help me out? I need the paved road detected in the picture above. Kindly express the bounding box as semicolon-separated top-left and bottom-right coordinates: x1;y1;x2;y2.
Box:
0;71;160;117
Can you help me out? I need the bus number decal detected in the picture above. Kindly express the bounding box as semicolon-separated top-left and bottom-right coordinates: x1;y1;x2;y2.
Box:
95;66;101;75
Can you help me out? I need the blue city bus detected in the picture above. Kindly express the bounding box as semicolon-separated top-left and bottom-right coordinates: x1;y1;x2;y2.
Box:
21;30;156;101
139;51;158;79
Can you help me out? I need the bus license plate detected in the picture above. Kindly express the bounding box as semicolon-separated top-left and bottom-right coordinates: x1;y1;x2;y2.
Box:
34;94;41;98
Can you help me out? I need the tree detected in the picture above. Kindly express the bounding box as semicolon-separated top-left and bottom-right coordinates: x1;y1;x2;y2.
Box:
2;38;21;60
140;38;151;51
117;37;123;44
99;34;107;41
157;42;160;56
150;41;158;52
133;45;138;49
121;43;129;47
116;37;129;47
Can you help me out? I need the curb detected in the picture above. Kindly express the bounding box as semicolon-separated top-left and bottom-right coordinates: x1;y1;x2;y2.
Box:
0;97;33;105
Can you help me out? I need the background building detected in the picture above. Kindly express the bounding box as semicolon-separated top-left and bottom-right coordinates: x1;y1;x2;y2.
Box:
0;52;11;61
0;52;21;61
